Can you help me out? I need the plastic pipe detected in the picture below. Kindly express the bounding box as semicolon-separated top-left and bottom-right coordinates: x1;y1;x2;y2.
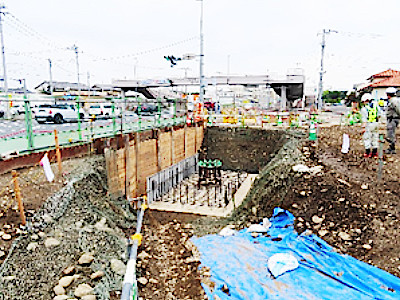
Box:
120;200;147;300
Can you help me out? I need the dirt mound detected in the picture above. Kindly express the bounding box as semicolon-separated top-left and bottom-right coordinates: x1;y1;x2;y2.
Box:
0;158;137;300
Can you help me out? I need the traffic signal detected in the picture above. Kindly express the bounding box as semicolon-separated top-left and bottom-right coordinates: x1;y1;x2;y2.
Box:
164;55;181;67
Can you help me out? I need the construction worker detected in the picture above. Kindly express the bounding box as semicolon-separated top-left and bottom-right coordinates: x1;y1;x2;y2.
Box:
385;87;400;154
360;93;380;158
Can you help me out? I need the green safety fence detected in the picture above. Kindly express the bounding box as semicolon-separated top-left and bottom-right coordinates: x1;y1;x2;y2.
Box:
0;116;187;155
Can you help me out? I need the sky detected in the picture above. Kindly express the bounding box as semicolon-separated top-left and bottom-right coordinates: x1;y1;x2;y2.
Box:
2;0;400;93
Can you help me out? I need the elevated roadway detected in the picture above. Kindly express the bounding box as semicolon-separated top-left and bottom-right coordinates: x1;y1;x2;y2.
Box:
112;74;305;106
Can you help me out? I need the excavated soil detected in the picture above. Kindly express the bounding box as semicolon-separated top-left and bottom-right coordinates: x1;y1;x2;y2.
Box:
0;157;89;264
234;125;400;278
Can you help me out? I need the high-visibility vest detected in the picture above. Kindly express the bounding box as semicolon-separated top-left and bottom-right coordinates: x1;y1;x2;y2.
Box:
366;105;378;122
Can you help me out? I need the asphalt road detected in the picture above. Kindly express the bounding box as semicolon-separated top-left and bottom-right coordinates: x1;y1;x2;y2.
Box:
0;112;156;139
0;112;185;155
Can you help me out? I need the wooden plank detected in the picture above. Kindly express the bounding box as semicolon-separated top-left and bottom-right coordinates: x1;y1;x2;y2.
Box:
134;132;140;197
156;129;162;172
173;128;185;163
171;127;175;165
159;132;172;169
137;139;158;195
128;140;136;197
116;148;125;193
184;124;187;159
124;135;130;198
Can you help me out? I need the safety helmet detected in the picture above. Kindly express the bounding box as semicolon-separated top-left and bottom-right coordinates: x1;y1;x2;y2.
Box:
386;87;397;95
361;93;372;102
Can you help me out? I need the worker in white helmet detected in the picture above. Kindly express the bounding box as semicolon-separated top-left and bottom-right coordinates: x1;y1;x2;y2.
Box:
385;87;400;154
360;93;381;158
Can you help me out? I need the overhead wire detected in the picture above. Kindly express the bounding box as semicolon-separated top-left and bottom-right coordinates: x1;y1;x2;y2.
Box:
88;36;199;62
2;8;199;86
6;12;67;51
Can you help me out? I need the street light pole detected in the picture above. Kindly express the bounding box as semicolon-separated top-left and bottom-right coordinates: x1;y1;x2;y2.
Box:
48;59;53;96
0;5;9;118
198;0;204;104
317;29;337;110
72;44;82;140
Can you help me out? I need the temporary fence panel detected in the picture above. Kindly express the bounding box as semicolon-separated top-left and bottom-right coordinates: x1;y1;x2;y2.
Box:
146;154;199;204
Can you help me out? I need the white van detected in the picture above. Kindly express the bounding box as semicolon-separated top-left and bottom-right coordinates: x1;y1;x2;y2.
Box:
88;103;121;119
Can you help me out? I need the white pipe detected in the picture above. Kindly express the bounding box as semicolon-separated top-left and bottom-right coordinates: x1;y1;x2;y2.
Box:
120;200;147;300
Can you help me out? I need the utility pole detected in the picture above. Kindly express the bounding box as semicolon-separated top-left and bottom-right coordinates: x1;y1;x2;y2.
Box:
133;57;138;79
0;4;9;118
198;0;205;104
48;59;54;103
87;72;90;99
317;29;337;110
227;54;230;84
72;44;82;140
73;44;80;98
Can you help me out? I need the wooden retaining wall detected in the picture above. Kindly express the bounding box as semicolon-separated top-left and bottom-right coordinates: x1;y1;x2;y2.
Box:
105;124;204;198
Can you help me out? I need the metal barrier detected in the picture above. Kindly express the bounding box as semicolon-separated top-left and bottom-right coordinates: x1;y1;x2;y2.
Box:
146;154;199;204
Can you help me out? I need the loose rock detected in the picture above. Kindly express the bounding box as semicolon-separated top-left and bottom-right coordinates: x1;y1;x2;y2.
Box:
78;253;95;265
90;271;105;280
63;266;75;275
59;276;75;287
2;233;12;241
74;283;94;298
110;259;126;275
312;215;324;224
44;237;60;248
338;232;351;241
138;277;148;285
53;285;65;296
27;242;38;251
81;295;96;300
53;295;69;300
318;229;328;237
362;244;372;250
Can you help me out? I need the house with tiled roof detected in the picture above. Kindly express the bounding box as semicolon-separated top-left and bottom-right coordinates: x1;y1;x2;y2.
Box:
360;69;400;99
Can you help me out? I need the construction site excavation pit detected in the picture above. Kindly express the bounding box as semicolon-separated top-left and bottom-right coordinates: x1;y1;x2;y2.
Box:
136;127;296;300
4;125;399;299
0;126;292;300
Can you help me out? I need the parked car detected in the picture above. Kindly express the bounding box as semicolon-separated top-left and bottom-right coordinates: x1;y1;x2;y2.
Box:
10;104;26;115
88;103;121;119
35;104;87;124
0;104;23;117
134;104;158;115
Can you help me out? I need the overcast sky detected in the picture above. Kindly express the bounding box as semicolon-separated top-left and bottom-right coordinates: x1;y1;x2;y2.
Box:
2;0;400;92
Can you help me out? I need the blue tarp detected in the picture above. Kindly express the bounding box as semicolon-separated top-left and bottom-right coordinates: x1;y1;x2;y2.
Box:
192;208;400;299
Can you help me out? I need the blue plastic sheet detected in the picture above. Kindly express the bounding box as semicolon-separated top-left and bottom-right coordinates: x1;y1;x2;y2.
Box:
192;208;400;299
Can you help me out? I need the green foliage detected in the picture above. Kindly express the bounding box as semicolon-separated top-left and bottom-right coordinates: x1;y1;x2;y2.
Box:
322;90;347;103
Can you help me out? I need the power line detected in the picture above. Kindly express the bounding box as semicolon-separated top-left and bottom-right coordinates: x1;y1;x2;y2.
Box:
89;36;199;62
6;12;66;50
336;31;384;39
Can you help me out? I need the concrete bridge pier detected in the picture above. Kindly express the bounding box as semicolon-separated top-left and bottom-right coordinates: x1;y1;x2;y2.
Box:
280;86;287;111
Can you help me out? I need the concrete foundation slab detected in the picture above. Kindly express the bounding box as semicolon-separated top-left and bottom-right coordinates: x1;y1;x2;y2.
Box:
149;173;258;217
